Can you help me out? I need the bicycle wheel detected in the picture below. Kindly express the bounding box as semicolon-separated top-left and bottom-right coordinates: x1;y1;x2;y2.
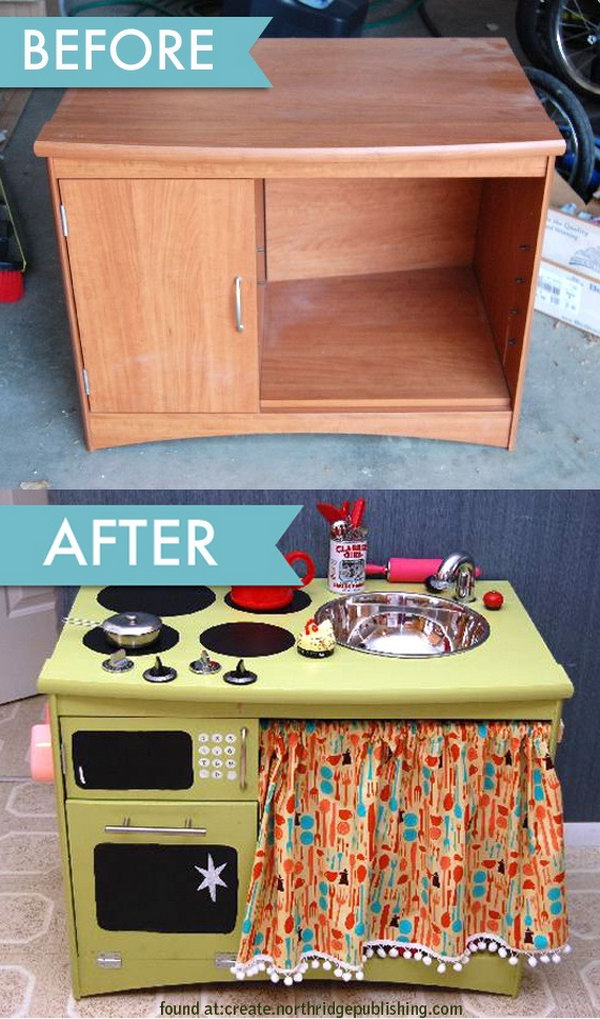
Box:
547;0;600;97
516;0;554;69
525;67;596;196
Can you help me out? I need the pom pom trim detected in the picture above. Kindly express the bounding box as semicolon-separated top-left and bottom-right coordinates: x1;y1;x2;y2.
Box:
230;937;571;983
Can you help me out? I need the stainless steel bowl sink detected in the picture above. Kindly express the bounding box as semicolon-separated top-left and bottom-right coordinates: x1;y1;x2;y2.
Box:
314;591;490;659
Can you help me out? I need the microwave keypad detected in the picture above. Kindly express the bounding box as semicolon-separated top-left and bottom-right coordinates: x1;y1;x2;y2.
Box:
198;731;238;782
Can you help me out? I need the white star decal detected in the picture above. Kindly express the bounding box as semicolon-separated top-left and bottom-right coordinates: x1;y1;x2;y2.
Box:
195;854;228;903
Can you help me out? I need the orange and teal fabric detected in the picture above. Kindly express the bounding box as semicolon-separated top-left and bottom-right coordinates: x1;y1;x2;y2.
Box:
233;720;569;983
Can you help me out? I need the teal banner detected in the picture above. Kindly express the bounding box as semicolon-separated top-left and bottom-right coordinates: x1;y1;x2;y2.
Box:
0;505;302;585
0;18;271;88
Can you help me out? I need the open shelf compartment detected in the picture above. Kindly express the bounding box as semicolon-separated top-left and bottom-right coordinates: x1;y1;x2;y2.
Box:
259;176;547;417
261;267;510;412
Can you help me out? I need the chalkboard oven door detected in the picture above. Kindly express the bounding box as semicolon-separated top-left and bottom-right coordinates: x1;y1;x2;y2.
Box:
66;800;257;961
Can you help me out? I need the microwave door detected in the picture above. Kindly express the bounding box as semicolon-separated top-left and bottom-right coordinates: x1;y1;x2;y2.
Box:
72;730;194;790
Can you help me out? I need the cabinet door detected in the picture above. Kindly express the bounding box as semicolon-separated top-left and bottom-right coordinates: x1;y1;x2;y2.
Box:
60;179;258;414
66;800;257;959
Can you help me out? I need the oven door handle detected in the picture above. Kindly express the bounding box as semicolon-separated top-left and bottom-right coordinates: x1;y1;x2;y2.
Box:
104;824;207;836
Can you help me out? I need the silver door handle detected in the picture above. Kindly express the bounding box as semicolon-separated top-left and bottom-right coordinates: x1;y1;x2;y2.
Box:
239;726;248;791
104;825;207;836
234;275;244;333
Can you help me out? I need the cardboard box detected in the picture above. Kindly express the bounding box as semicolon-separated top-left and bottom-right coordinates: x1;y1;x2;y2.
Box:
535;174;600;337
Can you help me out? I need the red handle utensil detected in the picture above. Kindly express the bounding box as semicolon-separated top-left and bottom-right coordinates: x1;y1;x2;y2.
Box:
316;502;345;524
350;498;366;529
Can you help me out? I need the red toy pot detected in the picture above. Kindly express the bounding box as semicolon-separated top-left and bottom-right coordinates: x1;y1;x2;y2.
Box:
230;551;316;611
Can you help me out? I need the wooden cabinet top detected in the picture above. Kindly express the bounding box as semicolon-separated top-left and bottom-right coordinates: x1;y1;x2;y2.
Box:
36;38;562;165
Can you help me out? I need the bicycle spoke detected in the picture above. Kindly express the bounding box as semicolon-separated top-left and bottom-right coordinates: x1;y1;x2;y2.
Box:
568;0;596;34
560;24;593;38
554;0;600;92
571;49;598;72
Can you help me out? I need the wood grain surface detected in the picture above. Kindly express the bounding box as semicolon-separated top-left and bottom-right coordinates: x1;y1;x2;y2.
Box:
474;171;550;412
60;178;259;415
46;165;93;449
48;154;550;180
86;409;512;450
261;267;510;409
266;179;483;281
36;39;564;163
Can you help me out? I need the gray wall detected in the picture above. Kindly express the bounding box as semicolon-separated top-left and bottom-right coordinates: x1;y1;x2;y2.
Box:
51;489;600;823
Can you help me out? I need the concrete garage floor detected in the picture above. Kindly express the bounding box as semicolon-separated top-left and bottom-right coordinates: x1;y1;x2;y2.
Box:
1;2;600;489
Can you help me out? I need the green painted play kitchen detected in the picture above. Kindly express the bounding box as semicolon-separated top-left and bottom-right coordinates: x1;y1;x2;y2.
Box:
35;565;573;999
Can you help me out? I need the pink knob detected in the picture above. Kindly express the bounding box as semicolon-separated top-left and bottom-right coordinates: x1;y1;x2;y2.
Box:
30;724;54;782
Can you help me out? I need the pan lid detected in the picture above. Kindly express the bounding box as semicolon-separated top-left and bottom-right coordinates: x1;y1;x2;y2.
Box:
103;611;161;638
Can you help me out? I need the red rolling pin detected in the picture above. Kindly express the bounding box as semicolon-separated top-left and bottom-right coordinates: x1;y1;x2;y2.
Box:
366;558;482;583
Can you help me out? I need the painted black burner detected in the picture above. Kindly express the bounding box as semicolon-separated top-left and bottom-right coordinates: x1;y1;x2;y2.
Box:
97;586;216;617
84;624;179;657
224;590;312;615
200;622;295;658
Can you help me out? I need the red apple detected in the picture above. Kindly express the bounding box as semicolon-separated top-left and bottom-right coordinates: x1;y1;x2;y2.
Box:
483;590;504;610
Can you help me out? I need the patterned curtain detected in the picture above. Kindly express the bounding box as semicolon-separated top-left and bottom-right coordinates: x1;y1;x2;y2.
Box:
233;720;569;984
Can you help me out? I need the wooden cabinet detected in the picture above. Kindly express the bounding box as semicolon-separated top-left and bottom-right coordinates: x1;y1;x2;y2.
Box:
36;39;563;451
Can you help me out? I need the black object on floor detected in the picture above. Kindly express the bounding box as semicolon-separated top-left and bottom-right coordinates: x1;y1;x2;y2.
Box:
525;66;596;199
97;586;216;617
220;0;368;37
0;170;25;302
84;624;180;657
200;622;295;658
224;590;311;615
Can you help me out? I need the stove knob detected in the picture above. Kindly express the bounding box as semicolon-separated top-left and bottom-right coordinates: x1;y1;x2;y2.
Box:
189;649;222;675
102;649;134;673
143;656;177;683
223;659;257;686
